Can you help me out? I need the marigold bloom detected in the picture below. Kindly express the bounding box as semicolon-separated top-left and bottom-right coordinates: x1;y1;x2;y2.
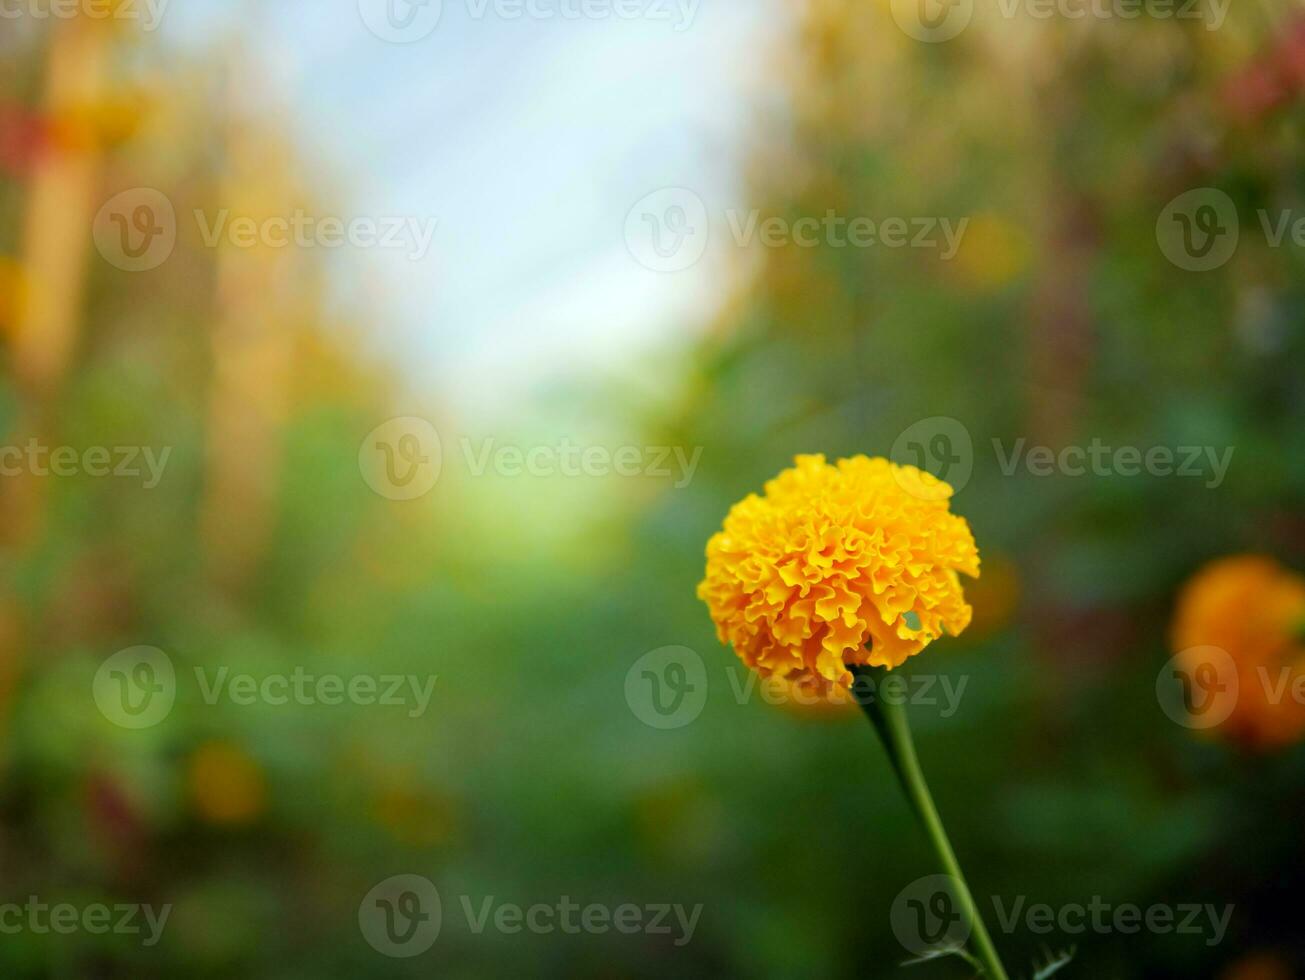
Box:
1171;555;1305;749
697;454;980;693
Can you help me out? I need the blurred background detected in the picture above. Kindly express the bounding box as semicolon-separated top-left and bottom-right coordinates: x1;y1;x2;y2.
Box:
3;0;1305;976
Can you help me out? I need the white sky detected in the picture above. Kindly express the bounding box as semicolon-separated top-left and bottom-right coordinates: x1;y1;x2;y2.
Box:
160;0;784;421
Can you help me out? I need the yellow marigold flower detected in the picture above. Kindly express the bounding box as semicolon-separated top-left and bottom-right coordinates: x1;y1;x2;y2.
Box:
697;454;980;693
1171;554;1305;750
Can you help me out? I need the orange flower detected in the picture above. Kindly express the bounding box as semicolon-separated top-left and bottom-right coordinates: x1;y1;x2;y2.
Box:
0;257;27;336
1220;951;1294;980
698;454;979;695
1171;555;1305;749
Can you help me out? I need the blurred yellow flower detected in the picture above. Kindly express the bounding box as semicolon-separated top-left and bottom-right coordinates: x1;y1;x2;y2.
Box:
965;554;1021;640
698;454;980;694
0;257;28;335
1171;555;1305;750
46;96;148;154
188;741;266;826
949;212;1029;292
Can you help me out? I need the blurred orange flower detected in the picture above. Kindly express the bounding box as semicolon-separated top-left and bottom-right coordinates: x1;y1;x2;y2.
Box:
965;554;1021;640
188;741;267;826
1220;951;1294;980
1171;555;1305;750
371;781;457;848
698;454;979;694
0;257;28;336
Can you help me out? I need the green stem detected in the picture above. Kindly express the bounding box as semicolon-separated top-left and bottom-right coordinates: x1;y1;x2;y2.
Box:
850;665;1009;980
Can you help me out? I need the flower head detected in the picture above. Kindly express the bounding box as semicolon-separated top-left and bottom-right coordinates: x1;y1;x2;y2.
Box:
1171;554;1305;749
697;454;980;694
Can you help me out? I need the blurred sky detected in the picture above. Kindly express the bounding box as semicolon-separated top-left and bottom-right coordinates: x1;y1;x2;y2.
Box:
159;0;783;420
